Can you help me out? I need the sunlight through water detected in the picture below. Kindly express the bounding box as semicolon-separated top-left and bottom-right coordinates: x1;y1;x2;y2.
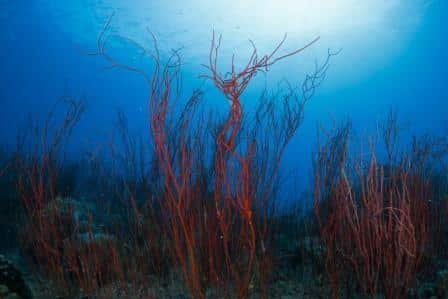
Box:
39;0;432;87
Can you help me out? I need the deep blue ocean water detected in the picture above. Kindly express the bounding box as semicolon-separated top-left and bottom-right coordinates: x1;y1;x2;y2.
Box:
1;0;447;199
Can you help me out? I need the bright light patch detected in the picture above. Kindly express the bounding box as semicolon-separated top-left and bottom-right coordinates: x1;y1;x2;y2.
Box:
42;0;430;86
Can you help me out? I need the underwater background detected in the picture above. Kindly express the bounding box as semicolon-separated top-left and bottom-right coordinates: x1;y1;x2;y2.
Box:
0;1;447;298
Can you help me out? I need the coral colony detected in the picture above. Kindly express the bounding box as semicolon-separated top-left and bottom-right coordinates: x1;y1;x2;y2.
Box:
0;15;447;299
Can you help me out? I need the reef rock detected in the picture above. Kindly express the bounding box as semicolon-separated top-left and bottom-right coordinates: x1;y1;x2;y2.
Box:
0;255;32;299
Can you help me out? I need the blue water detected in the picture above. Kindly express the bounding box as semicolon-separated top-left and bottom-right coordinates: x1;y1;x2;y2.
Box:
1;0;447;196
